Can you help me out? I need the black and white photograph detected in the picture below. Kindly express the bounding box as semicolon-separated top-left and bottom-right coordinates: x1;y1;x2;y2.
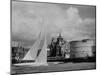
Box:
11;0;96;74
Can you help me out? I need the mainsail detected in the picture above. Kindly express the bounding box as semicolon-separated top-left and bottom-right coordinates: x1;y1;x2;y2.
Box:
18;33;48;66
14;32;48;66
15;17;48;66
35;34;48;65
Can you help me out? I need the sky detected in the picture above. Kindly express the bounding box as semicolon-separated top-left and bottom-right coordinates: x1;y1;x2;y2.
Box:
12;1;96;48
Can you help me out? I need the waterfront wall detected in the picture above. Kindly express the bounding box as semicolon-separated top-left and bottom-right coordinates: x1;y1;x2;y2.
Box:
70;39;96;58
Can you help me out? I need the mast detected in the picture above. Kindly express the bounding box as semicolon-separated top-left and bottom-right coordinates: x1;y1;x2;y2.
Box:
22;16;48;65
22;17;43;61
35;17;48;65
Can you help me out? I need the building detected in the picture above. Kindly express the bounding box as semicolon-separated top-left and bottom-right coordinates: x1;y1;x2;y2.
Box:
48;33;70;58
70;39;96;58
12;41;25;63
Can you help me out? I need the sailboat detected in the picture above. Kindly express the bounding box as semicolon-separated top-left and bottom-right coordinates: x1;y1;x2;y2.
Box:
14;18;48;66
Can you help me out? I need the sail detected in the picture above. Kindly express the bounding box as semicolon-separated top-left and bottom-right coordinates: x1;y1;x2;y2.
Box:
34;21;48;65
35;34;47;64
14;34;48;66
20;17;48;66
23;32;42;60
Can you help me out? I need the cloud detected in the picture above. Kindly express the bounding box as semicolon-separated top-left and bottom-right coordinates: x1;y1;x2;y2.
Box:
61;7;95;41
12;1;96;47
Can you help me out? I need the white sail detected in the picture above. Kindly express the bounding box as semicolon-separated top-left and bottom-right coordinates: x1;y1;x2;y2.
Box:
14;17;48;66
35;34;48;65
35;19;48;65
22;32;42;60
15;31;48;66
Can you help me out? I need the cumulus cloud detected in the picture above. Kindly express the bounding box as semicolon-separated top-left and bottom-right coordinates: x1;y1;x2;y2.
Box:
61;7;95;41
12;1;96;47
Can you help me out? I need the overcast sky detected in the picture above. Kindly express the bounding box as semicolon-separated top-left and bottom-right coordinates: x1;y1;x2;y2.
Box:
12;1;96;48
